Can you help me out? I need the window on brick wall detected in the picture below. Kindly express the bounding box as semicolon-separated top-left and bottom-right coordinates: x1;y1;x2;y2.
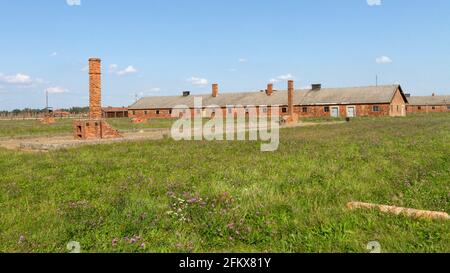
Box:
324;106;330;113
282;107;287;113
262;107;268;113
373;106;380;112
228;108;233;114
432;106;436;110
132;111;136;115
169;110;172;114
418;106;422;110
302;107;308;113
156;110;160;115
144;111;148;115
447;106;450;110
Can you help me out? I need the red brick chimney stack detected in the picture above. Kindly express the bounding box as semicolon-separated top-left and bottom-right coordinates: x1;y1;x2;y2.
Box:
267;83;273;96
212;83;219;97
288;80;295;116
89;58;102;120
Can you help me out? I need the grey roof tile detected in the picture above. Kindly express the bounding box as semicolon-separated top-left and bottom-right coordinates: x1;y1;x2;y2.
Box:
407;96;450;106
129;85;404;109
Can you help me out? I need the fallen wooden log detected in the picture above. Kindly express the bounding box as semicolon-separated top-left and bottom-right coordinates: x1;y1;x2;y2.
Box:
347;202;449;221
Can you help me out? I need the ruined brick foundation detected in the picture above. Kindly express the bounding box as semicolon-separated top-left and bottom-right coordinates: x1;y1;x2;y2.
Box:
73;119;121;140
40;115;56;125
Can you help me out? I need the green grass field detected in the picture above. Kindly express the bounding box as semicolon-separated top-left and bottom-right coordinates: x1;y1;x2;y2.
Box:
0;114;449;253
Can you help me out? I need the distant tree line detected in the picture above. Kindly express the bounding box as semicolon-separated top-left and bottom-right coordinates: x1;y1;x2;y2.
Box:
57;107;90;114
0;107;89;115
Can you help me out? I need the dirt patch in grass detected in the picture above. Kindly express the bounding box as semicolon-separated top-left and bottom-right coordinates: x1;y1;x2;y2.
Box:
0;129;170;151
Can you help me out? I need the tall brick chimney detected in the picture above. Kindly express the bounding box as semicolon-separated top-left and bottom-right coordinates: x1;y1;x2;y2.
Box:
288;80;295;116
212;83;219;97
266;83;273;96
89;58;102;120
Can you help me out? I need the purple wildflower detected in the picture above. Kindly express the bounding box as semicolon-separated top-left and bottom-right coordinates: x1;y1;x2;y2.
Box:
18;235;26;244
187;198;198;204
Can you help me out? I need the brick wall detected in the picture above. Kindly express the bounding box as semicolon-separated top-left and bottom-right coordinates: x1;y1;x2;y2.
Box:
73;119;121;139
129;109;173;119
406;105;450;113
290;104;391;118
390;89;407;117
129;103;397;120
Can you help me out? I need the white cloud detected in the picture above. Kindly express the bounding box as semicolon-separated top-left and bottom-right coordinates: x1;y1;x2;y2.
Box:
108;64;138;76
228;68;237;72
46;86;69;94
238;58;247;63
0;73;33;85
108;64;118;73
35;78;46;84
51;52;58;57
367;0;381;6
376;56;392;64
270;73;294;83
66;0;81;6
150;87;161;92
0;73;47;89
81;66;89;72
117;65;138;76
187;76;209;86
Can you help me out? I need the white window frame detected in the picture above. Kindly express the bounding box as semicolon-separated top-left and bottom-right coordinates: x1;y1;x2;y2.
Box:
346;106;356;118
331;106;340;118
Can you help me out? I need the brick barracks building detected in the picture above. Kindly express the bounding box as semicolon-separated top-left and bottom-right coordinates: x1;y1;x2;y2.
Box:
128;83;409;119
406;94;450;114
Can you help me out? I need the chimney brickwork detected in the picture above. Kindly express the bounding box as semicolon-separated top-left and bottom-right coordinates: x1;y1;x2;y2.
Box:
89;58;102;120
283;80;299;124
288;80;295;116
267;83;273;96
73;58;121;140
212;84;219;97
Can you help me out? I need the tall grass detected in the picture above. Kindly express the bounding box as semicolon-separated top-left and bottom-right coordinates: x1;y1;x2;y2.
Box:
0;114;448;252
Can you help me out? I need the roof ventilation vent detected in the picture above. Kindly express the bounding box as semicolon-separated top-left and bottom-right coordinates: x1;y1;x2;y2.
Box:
312;84;322;90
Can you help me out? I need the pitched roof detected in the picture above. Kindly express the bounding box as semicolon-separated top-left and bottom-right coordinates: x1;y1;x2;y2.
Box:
102;107;128;112
129;84;404;109
299;85;405;105
407;96;450;106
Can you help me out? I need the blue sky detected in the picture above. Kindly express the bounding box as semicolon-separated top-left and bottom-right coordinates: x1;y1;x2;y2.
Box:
0;0;449;110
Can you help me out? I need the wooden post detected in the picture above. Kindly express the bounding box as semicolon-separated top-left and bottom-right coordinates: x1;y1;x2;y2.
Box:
347;202;449;221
